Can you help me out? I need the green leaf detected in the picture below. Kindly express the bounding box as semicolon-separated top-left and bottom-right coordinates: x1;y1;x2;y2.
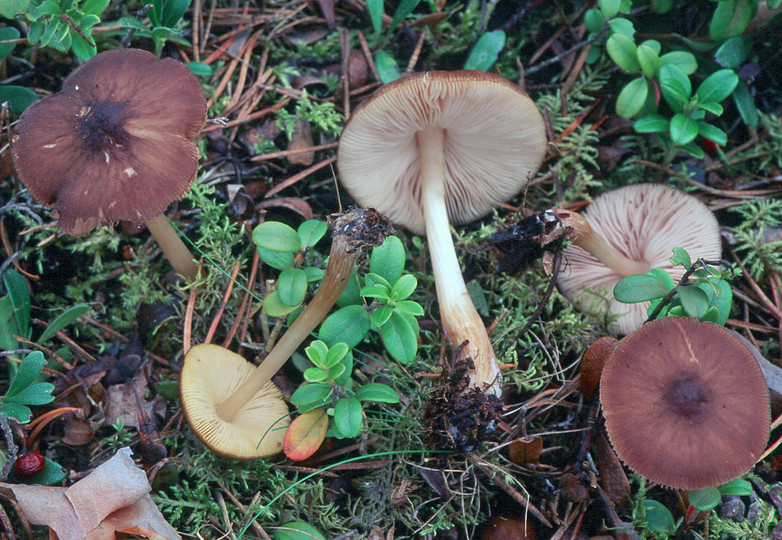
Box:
298;220;328;248
81;0;110;15
701;306;721;323
616;78;649;118
0;403;32;423
689;487;721;512
390;274;417;301
367;0;384;34
599;0;620;18
0;27;20;60
4;270;30;341
614;274;669;303
606;33;639;73
252;221;302;253
714;36;752;69
634;114;669;133
303;267;324;283
640;40;662;55
660;65;692;113
333;397;363;438
584;9;604;35
659;51;698;75
669;247;692;268
148;0;162;26
608;17;635;39
0;0;30;18
38;304;89;344
6;351;46;399
360;284;391;302
160;0;191;28
699;278;732;325
27;22;43;44
636;44;660;78
119;16;150;31
394;300;424;317
186;61;213;77
324;342;349;368
643;499;675;534
355;383;399;403
463;30;505;71
364;272;391;289
70;32;97;62
0;85;39;114
305;340;329;366
334;349;353;387
370;237;405;285
20;456;66;486
718;478;753;496
290;382;333;407
262;290;299;317
336;269;361;307
651;0;673;13
389;0;420;30
283;410;329;459
319;305;371;348
257;246;295;270
669;113;699;145
277;268;308;307
696;69;739;105
379;310;417;364
680;142;704;159
710;0;756;41
372;304;394;327
273;521;326;540
677;284;710;319
697;101;723;115
647;267;676;291
4;382;55;405
303;367;329;382
697;122;728;147
0;296;19;350
375;50;401;84
733;81;758;130
39;19;61;48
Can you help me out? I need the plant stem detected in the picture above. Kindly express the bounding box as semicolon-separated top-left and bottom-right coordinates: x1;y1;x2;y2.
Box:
144;214;199;280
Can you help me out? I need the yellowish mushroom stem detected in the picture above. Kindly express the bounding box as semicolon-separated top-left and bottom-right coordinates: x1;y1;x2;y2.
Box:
557;209;650;276
417;127;501;397
144;214;199;280
216;208;392;422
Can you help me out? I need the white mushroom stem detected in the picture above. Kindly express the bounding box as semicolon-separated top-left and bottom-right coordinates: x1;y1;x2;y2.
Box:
417;127;501;397
216;208;391;422
556;209;650;276
144;214;199;280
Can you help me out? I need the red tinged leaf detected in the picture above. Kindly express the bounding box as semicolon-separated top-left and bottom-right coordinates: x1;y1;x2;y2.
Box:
283;409;329;461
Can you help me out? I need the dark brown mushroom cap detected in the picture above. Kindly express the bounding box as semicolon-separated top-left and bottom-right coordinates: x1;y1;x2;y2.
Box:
11;48;207;235
601;317;770;490
337;70;547;235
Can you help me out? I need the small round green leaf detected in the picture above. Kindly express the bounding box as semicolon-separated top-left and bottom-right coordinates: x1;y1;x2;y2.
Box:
696;69;739;105
697;122;727;147
637;44;660;78
463;30;505;71
659;51;698;75
598;0;620;18
608;17;635;39
291;383;333;407
379;310;417;364
733;81;758;130
709;0;755;41
273;521;327;540
319;305;371;348
669;113;699;145
669;247;692;268
0;27;20;60
634;114;669;133
257;247;295;270
262;290;299;317
606;33;639;73
584;9;604;34
372;304;394;327
614;274;669;303
391;274;417;301
689;487;721;512
303;367;329;382
677;284;710;319
333;397;363;438
252;221;302;253
298;220;328;248
718;478;753;497
375;50;401;84
355;383;400;403
277;268;308;307
714;36;752;69
0;86;39;114
370;236;405;285
616;78;649;118
643;499;675;534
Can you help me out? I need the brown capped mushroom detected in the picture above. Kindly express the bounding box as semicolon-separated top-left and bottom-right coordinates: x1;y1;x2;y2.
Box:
337;71;547;396
555;184;721;335
11;48;207;279
600;317;770;490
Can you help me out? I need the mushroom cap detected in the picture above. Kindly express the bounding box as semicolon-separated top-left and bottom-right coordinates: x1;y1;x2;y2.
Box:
11;48;207;235
600;317;770;490
180;344;291;459
337;70;547;235
556;184;721;335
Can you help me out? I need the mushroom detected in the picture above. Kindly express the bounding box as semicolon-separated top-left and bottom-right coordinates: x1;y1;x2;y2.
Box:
600;317;770;490
579;336;618;400
337;71;547;396
555;184;721;335
11;48;207;280
180;208;392;458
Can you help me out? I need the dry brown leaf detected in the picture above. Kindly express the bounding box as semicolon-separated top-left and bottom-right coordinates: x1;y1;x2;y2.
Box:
0;447;180;540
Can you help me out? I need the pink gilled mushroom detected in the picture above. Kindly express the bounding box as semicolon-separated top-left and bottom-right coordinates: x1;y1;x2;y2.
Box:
338;71;547;396
555;184;722;335
11;48;207;279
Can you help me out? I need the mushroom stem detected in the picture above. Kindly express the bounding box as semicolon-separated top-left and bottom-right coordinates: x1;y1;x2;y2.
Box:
144;214;199;280
215;208;392;422
417;127;501;396
557;209;650;276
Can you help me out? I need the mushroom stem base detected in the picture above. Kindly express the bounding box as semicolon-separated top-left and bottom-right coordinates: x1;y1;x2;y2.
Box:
144;215;199;280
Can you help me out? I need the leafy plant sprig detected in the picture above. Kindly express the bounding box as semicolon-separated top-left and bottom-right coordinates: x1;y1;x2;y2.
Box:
613;247;734;325
1;351;54;424
118;0;192;57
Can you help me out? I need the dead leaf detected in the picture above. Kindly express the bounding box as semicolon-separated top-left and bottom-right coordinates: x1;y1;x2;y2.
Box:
0;447;180;539
287;119;315;166
104;373;165;430
508;436;543;465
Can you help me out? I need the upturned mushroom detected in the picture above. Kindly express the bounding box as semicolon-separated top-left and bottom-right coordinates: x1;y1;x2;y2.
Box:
337;71;547;396
555;184;721;335
600;317;770;490
180;208;393;458
11;48;207;279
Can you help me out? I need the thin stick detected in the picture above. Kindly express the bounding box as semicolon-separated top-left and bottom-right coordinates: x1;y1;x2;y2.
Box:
184;286;197;353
